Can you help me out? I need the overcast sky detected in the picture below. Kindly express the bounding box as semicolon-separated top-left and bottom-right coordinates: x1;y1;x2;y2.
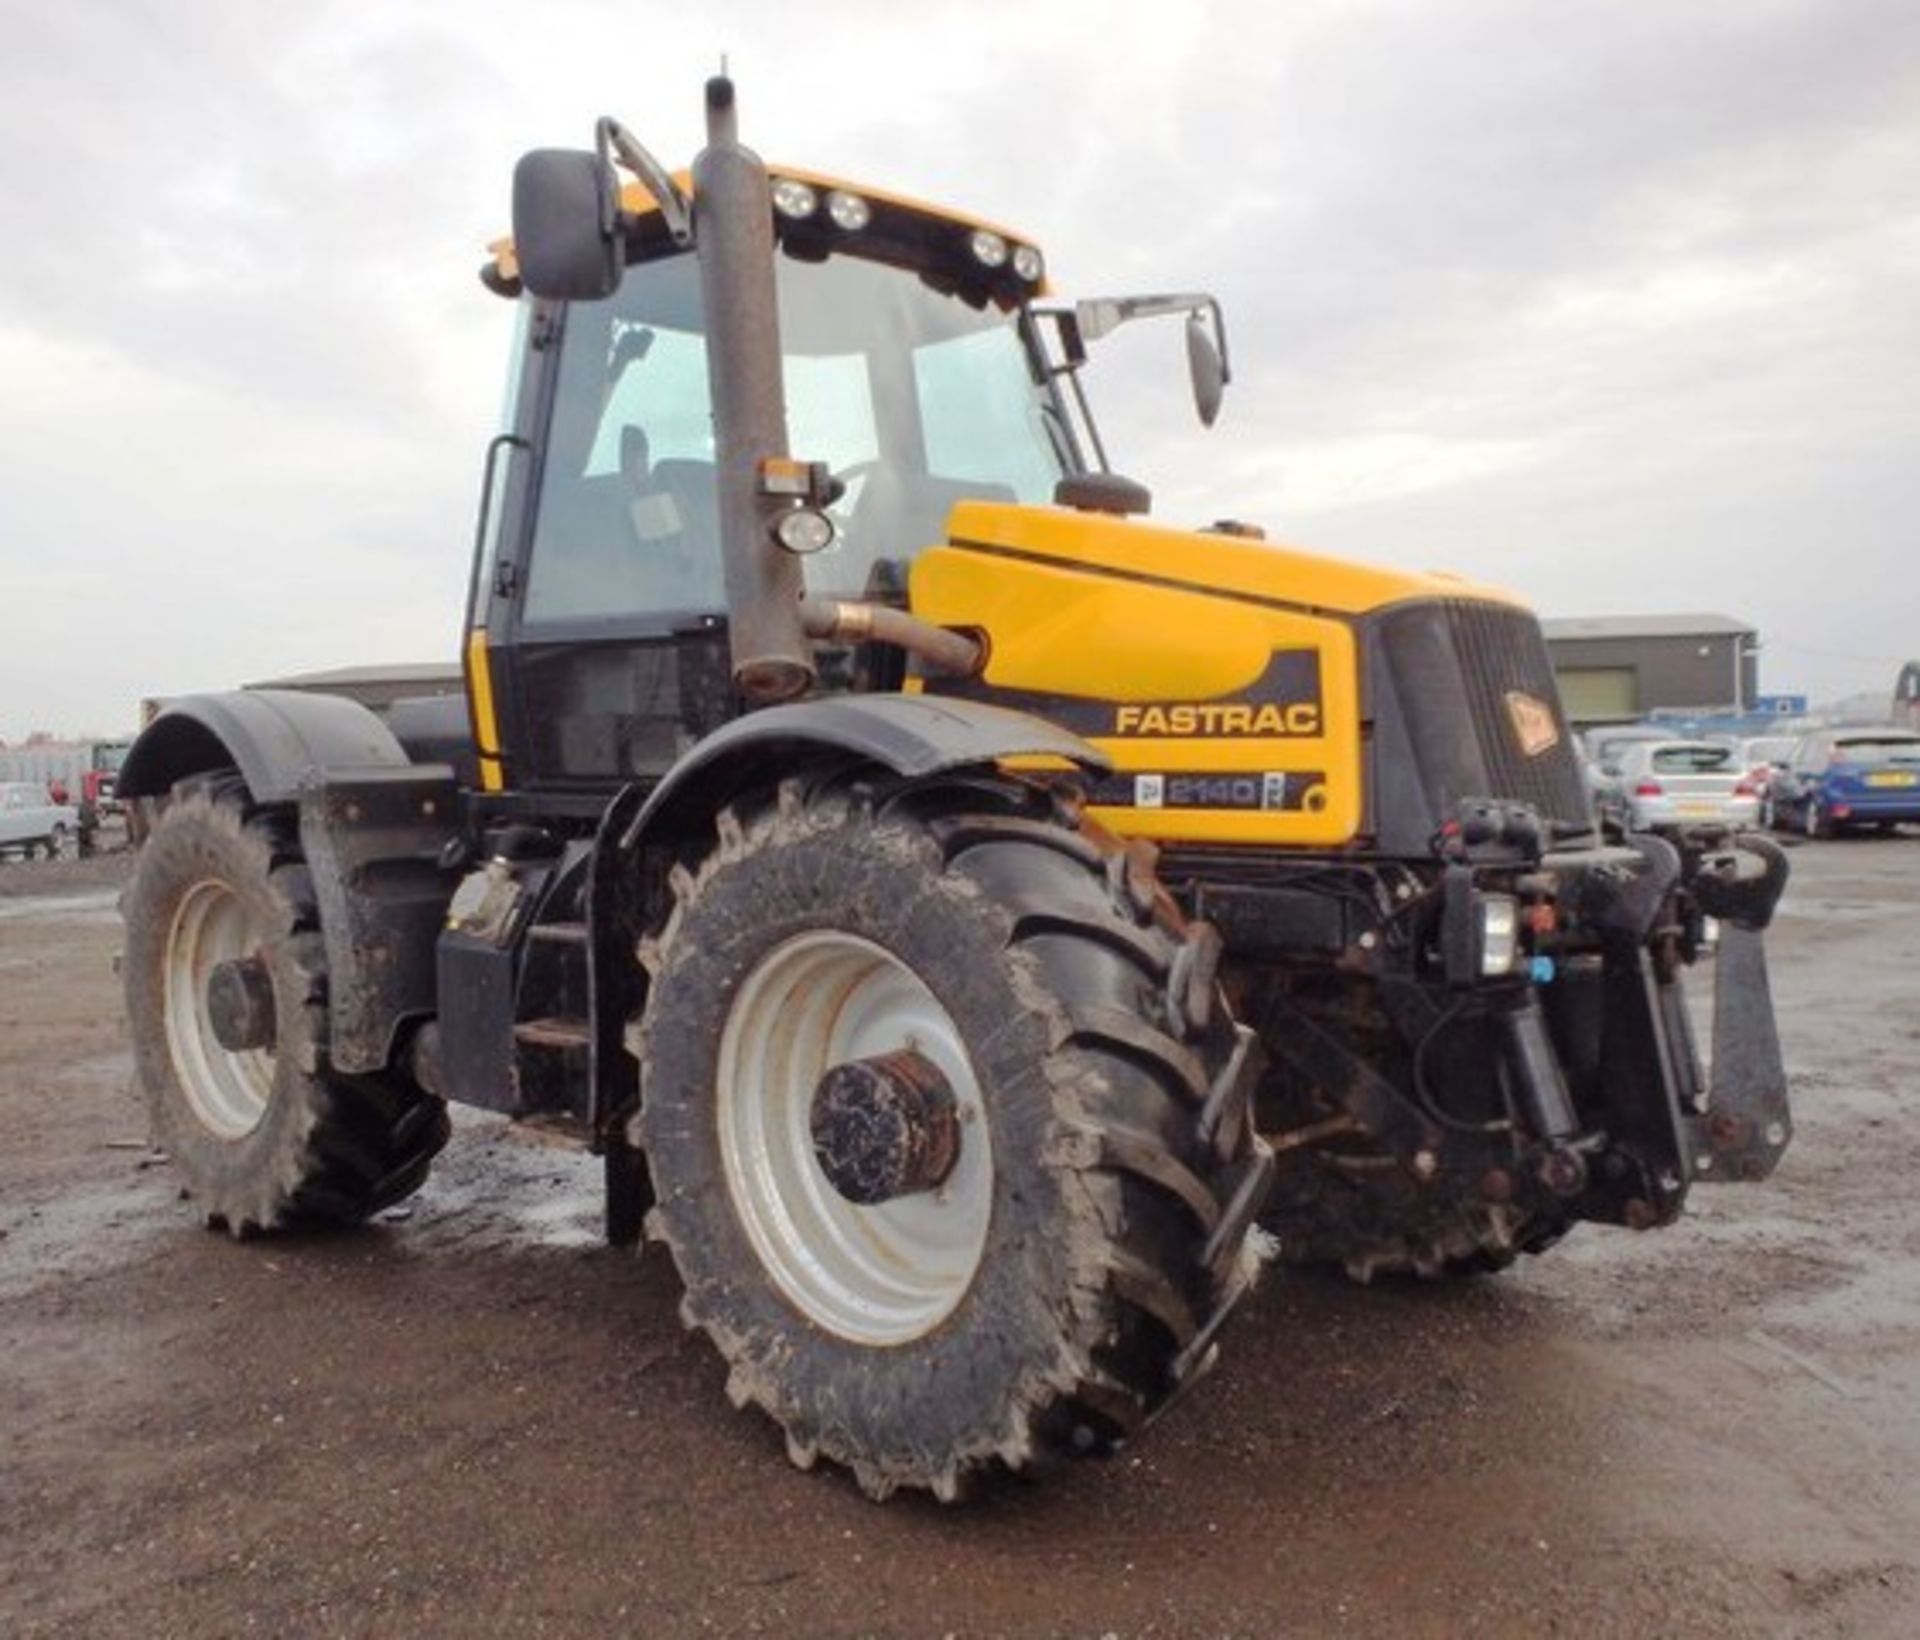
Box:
1;0;1914;739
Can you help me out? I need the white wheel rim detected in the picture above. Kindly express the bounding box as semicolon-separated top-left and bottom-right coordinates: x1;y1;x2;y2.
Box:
715;930;993;1346
163;879;276;1139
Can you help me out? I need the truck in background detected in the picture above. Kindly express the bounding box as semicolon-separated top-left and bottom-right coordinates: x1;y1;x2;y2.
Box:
0;739;134;810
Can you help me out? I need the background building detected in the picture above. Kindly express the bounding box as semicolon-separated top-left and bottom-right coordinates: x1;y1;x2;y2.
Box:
1543;614;1759;726
243;662;464;716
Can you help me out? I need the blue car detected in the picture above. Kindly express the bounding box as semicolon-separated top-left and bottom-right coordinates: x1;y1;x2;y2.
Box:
1769;728;1920;837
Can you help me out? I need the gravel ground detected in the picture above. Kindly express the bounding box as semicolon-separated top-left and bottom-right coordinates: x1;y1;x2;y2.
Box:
2;836;1917;1637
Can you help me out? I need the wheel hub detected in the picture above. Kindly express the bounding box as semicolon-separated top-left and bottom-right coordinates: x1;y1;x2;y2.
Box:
810;1050;960;1205
715;928;993;1345
206;956;276;1053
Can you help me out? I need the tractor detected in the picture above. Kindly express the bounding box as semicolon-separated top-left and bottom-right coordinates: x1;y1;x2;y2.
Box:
117;77;1792;1501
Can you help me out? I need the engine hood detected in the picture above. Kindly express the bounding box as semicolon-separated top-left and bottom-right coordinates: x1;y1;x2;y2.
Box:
937;500;1526;619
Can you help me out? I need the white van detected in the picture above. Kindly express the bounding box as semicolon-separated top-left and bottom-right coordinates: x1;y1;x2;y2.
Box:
0;782;78;859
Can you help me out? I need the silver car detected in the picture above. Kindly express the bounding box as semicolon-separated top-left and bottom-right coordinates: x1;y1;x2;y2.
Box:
0;782;78;859
1601;741;1762;832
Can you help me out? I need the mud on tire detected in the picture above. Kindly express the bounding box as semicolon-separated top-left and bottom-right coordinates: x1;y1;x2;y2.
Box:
633;771;1271;1501
121;771;449;1235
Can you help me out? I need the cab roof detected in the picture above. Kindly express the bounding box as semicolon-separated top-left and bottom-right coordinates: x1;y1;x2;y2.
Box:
485;164;1046;299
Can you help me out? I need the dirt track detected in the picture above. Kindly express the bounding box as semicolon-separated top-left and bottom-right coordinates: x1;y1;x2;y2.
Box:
3;840;1918;1637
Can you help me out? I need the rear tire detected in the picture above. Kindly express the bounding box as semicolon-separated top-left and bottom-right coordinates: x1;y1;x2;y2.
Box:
634;772;1268;1500
121;771;449;1235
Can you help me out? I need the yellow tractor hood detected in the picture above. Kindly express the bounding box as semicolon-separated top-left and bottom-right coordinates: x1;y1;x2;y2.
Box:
939;500;1524;619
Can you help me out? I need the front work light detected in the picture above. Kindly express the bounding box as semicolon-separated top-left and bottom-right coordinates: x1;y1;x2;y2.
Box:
773;507;836;555
825;189;871;231
771;177;819;219
969;229;1009;268
1480;895;1521;976
1011;244;1044;283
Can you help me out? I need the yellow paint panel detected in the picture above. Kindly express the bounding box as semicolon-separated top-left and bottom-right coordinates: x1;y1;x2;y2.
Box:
464;629;506;792
914;549;1274;702
944;500;1525;618
911;532;1366;848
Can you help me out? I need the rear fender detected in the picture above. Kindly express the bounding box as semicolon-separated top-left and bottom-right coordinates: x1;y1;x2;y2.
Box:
118;690;415;804
119;690;458;1077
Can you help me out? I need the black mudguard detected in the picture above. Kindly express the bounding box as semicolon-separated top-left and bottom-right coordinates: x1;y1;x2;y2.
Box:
118;689;416;803
119;689;459;1077
614;692;1108;852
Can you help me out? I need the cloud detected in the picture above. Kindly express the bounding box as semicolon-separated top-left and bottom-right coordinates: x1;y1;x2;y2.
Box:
1;0;1916;737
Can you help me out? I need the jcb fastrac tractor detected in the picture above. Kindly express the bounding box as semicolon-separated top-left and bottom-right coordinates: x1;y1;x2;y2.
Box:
119;78;1793;1501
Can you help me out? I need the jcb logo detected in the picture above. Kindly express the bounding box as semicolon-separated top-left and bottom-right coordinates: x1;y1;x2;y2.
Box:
1112;702;1323;738
1504;691;1561;758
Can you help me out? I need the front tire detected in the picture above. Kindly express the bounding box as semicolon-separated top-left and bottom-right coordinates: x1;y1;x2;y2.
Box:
634;772;1268;1500
121;772;449;1235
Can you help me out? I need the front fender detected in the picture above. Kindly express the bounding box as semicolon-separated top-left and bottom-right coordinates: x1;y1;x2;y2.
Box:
614;692;1109;854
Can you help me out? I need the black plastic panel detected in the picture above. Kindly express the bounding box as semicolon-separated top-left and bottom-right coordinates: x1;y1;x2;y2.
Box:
1374;599;1589;831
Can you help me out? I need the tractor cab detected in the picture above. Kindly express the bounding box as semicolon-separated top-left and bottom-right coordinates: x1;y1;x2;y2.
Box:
486;175;1066;625
470;107;1227;801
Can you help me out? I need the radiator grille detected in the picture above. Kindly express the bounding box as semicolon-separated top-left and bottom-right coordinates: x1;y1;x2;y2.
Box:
1443;600;1589;822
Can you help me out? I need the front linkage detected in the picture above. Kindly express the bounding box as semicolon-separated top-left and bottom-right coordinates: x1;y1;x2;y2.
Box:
1163;801;1791;1273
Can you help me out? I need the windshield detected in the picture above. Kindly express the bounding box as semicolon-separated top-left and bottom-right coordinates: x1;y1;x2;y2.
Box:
521;249;1063;625
1834;737;1920;765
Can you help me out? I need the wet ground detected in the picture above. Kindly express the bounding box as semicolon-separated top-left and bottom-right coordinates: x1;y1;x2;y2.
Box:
3;839;1918;1637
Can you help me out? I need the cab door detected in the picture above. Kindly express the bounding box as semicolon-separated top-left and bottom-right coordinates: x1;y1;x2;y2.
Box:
475;254;732;800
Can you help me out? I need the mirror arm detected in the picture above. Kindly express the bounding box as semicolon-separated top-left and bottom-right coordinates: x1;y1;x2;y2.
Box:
596;116;694;246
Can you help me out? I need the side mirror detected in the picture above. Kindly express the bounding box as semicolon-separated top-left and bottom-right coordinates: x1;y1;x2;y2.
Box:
512;149;622;302
1599;763;1622;779
1062;293;1232;427
1186;314;1225;428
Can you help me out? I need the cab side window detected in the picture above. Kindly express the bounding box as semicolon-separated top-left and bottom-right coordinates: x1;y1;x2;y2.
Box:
521;262;727;627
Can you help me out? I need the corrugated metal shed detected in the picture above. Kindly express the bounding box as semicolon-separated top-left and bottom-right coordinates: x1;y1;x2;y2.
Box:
1541;613;1753;641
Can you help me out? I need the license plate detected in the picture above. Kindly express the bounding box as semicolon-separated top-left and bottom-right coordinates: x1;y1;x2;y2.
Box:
1676;802;1718;817
1867;772;1917;788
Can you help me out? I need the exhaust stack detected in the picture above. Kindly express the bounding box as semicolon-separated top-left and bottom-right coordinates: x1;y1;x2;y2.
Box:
691;76;816;704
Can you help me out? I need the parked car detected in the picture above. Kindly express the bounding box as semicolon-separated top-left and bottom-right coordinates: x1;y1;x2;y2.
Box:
1584;723;1670;816
1599;740;1762;833
1584;723;1669;769
1768;728;1920;837
1731;734;1797;778
0;782;79;860
1724;736;1799;827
